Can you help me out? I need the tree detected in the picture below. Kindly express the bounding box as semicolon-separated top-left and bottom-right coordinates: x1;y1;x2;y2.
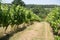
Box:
0;0;2;2
0;3;1;10
0;0;2;4
12;0;25;6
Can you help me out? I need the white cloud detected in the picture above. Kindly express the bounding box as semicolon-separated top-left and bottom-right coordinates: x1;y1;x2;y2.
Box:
2;0;60;5
2;0;13;3
22;0;60;5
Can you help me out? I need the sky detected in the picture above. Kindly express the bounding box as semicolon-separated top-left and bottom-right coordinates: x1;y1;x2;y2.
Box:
2;0;60;5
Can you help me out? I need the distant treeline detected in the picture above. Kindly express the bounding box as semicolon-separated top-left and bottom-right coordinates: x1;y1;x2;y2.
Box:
25;4;60;8
1;3;60;8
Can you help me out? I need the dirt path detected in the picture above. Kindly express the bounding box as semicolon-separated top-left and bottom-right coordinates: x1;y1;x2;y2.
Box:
9;22;54;40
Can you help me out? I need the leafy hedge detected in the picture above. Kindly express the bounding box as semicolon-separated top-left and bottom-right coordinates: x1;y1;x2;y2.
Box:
46;7;60;33
46;7;60;40
0;4;41;27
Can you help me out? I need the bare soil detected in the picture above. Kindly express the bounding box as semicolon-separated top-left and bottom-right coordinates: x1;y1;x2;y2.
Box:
9;22;54;40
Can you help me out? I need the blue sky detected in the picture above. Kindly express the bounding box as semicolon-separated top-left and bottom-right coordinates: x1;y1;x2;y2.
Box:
2;0;60;5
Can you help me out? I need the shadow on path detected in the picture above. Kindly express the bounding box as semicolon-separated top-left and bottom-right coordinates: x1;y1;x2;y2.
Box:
0;26;26;40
